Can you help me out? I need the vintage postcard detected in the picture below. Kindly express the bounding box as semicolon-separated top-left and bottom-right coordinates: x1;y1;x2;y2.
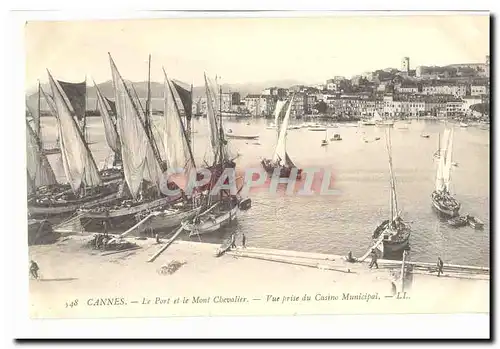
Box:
22;11;489;332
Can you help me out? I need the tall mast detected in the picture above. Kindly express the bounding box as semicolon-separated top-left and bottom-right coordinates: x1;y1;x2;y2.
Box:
187;83;193;146
385;128;398;220
83;75;88;143
219;85;223;167
145;54;152;139
36;81;42;148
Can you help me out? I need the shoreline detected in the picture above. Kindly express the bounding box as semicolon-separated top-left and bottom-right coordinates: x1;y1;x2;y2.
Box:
29;235;489;319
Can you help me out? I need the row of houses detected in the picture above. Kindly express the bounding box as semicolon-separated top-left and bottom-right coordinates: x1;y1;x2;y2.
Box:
191;89;487;119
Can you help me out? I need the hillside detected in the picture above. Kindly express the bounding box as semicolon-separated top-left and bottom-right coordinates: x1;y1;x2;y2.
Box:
26;78;308;110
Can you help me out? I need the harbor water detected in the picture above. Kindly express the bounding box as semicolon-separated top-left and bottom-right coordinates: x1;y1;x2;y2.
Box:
40;117;490;267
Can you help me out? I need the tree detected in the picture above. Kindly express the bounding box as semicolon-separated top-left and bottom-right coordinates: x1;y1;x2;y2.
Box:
314;101;328;114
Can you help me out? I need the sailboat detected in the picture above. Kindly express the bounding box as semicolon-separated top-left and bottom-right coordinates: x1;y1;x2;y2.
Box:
79;55;187;231
28;71;120;218
261;97;303;179
374;111;394;127
371;128;411;260
94;82;124;182
181;75;250;236
321;129;329;146
431;128;461;217
26;118;64;201
433;132;442;160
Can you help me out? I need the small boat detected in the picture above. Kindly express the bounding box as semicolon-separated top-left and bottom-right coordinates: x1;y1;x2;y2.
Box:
261;98;302;179
345;123;359;128
42;147;61;155
397;125;409;130
432;128;461;217
467;215;484;230
183;196;241;236
308;125;327;131
321;129;329;146
287;125;301;130
460;122;469;128
246;122;251;125
370;128;411;260
330;133;342;141
452;162;458;167
225;130;259;140
421;133;430;138
447;215;468;228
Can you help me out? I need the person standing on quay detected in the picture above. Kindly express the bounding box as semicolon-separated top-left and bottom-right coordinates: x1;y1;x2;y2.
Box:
242;233;246;248
369;249;379;269
437;257;444;277
230;233;236;249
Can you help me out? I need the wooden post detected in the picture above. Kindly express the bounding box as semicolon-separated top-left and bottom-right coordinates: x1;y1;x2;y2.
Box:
400;249;407;292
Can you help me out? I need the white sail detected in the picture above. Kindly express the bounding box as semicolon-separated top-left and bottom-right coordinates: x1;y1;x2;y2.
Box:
48;71;101;192
435;128;452;192
442;128;454;191
273;100;286;128
163;71;196;175
95;85;120;155
373;110;383;122
26;119;57;188
272;97;294;163
204;74;232;164
109;55;163;199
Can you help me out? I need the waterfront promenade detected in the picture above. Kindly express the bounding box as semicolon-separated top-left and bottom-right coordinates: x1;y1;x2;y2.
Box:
29;235;489;319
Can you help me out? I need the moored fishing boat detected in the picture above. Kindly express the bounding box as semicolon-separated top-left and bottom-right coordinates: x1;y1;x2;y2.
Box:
448;215;468;228
78;55;186;231
261;97;302;179
182;196;240;236
28;72;120;219
467;215;484;230
371;128;411;260
431;128;461;217
225;131;260;140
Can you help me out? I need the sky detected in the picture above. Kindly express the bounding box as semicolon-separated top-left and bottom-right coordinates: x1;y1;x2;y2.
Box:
25;14;490;90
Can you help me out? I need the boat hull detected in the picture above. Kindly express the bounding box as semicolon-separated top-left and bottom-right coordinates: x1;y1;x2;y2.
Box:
28;190;119;219
137;207;201;235
184;205;240;236
373;220;411;260
431;191;461;217
261;159;302;179
225;134;259;140
79;194;183;231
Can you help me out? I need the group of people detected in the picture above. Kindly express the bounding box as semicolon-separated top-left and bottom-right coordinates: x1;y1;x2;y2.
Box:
230;232;246;250
345;249;445;277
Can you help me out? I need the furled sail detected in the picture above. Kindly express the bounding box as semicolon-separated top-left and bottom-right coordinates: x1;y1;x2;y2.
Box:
163;71;196;179
26;119;57;188
109;54;163;199
272;97;294;164
95;83;120;155
48;71;101;192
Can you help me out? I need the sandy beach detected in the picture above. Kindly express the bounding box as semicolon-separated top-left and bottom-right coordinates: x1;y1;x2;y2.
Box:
28;235;489;319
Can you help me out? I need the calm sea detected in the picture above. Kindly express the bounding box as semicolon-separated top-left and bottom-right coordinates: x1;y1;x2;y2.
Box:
40;116;490;267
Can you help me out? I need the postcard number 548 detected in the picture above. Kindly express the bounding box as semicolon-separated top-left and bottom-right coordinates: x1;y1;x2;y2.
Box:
65;300;79;308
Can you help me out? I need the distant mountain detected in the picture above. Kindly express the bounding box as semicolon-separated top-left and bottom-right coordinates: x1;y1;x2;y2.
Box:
26;78;310;111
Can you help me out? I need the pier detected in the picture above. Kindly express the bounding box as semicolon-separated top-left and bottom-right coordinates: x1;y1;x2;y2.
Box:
28;235;489;319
